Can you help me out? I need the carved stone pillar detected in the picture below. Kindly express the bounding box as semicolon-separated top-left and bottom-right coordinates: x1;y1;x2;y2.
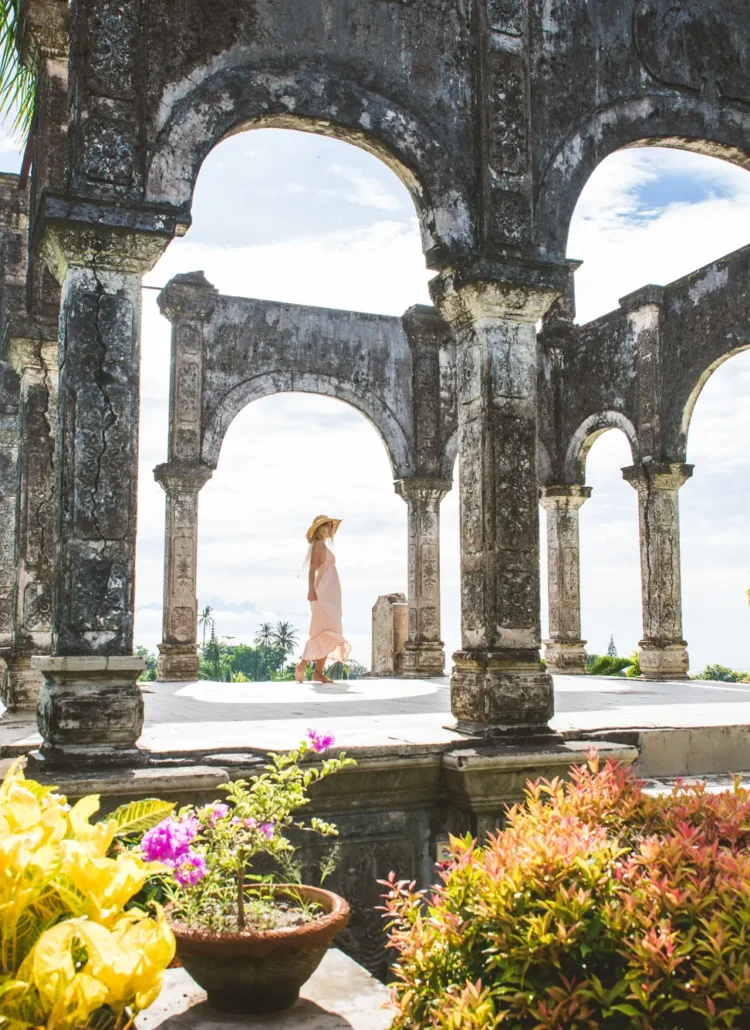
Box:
395;476;451;677
2;336;57;709
431;261;569;736
0;370;19;664
31;224;170;764
623;462;693;681
540;485;591;675
155;463;212;681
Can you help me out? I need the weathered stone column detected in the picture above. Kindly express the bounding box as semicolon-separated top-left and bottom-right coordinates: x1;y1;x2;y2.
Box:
395;476;451;677
2;335;57;709
0;366;19;667
623;462;693;681
431;261;569;736
155;463;212;681
31;224;170;763
540;485;591;675
154;272;218;681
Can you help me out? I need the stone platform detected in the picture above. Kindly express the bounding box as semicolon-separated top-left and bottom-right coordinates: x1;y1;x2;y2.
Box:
135;949;393;1029
2;674;750;778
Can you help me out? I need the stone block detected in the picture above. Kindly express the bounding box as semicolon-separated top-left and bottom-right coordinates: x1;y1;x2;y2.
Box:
32;654;146;764
370;594;408;676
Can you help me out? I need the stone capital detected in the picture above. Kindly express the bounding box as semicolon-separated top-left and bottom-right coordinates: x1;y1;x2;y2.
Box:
154;462;213;495
395;476;452;504
5;329;58;378
18;0;69;66
34;196;181;282
622;462;693;493
429;257;573;327
158;272;219;323
539;484;592;511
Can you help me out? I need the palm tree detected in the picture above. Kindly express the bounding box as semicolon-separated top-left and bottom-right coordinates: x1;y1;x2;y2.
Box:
0;0;36;140
272;620;298;661
255;622;274;648
199;605;215;648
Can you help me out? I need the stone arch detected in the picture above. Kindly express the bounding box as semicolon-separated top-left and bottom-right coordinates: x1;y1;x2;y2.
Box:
202;370;415;481
564;412;641;484
534;95;750;260
146;62;473;268
679;340;750;459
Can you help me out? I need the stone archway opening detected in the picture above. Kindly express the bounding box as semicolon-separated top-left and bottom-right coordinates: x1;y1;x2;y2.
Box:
536;145;750;681
135;127;456;683
195;391;407;676
576;429;642;668
680;348;750;676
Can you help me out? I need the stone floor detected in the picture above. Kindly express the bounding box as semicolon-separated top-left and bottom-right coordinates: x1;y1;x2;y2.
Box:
135;949;393;1029
3;674;750;758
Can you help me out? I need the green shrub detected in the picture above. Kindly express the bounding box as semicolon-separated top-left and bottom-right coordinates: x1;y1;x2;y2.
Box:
625;649;642;677
692;663;748;683
383;757;750;1028
587;654;633;676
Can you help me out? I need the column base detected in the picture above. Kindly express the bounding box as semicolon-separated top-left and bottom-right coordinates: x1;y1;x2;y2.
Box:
402;641;446;678
157;643;200;681
448;650;556;738
638;641;689;681
32;656;146;766
1;653;45;711
543;641;587;676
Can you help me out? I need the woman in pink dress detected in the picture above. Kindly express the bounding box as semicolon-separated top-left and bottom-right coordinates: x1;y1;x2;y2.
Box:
295;515;351;683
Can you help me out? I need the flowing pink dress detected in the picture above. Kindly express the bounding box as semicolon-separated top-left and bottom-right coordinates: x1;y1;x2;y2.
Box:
301;545;351;663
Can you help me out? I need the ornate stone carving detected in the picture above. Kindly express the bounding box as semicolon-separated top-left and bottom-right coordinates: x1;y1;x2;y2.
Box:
486;0;523;35
86;2;137;100
80;120;137;186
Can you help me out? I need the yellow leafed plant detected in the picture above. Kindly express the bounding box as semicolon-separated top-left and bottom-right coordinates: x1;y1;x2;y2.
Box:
0;760;176;1030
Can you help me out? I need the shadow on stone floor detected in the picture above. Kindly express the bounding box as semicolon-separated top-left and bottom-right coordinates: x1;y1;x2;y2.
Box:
150;998;358;1028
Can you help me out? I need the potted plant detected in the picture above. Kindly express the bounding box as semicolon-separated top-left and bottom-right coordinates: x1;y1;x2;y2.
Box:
0;759;176;1030
138;729;355;1015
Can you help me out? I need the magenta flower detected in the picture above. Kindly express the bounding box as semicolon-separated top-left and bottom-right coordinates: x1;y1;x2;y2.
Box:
202;802;230;827
306;729;335;753
174;850;208;886
259;822;275;839
141;815;198;864
244;817;257;830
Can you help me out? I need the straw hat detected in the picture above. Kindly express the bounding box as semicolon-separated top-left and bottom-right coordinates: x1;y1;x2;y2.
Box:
306;515;342;543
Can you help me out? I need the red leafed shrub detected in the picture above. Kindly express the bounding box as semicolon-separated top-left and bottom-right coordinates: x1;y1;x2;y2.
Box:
382;756;750;1029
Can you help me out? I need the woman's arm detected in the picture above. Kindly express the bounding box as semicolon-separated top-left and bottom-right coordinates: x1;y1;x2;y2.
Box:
308;540;324;601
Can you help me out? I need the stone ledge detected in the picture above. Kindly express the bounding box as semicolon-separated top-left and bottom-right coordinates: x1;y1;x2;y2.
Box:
135;949;393;1029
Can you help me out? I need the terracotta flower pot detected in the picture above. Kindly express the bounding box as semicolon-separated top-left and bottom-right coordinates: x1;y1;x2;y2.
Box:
167;885;350;1014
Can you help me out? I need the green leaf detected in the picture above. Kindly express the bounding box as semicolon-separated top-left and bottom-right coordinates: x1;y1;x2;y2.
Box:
108;799;175;838
0;0;36;142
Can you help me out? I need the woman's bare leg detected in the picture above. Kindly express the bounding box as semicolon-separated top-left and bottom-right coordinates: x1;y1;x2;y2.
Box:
295;659;307;683
312;658;333;683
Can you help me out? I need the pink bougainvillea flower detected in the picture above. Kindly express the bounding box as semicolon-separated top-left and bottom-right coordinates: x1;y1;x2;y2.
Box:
141;814;198;864
202;802;230;827
174;850;208;887
260;822;275;839
306;729;335;753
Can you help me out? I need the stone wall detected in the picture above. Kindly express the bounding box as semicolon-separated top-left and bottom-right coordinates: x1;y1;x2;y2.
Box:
46;738;636;980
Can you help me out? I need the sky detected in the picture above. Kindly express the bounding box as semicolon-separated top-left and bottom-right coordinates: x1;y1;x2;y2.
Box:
1;128;749;674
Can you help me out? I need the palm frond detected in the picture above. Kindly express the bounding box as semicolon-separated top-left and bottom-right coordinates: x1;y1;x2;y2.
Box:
0;0;36;142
